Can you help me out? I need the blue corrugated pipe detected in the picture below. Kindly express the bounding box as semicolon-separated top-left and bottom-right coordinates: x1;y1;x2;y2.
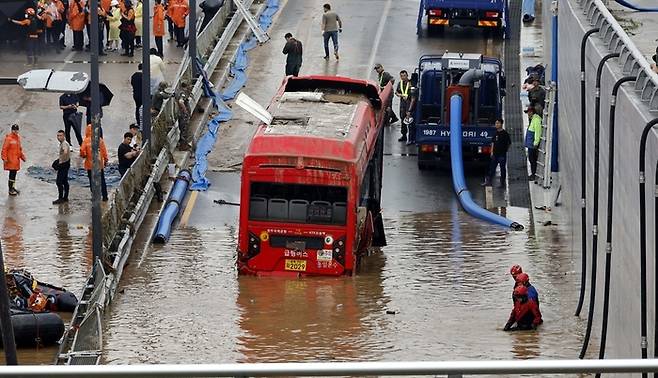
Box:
153;170;192;244
449;95;524;231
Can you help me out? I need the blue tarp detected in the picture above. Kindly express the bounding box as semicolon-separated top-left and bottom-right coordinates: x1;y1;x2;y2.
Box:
190;0;280;191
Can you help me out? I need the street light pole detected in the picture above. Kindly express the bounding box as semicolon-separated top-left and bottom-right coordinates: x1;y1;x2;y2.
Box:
142;0;151;143
90;0;103;268
0;241;18;365
189;0;197;76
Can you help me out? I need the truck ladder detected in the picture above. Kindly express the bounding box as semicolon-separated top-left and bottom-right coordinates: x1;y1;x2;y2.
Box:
535;81;556;189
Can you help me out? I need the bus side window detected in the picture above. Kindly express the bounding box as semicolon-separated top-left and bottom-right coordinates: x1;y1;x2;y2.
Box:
249;196;268;219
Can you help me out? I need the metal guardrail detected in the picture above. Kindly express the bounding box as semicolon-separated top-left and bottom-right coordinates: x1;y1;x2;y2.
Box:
56;1;250;364
580;0;658;111
10;359;658;376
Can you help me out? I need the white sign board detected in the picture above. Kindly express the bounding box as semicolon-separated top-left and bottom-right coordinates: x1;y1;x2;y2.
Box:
448;59;471;70
17;70;89;93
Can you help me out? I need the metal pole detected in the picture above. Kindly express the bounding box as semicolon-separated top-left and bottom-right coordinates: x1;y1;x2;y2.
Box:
0;242;17;365
574;27;599;318
142;0;151;143
3;360;658;376
189;0;197;76
90;0;103;268
596;76;636;378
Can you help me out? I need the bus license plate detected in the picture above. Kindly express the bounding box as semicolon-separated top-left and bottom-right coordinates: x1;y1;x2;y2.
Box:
285;259;307;272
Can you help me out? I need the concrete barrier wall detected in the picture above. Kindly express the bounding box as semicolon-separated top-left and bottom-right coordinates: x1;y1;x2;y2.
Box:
557;0;658;360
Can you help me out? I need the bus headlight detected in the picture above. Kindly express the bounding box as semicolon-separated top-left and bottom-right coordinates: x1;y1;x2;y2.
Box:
259;231;269;242
324;235;334;245
248;232;261;259
333;237;346;266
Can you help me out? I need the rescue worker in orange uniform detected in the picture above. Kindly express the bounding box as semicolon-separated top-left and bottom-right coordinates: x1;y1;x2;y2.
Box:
153;0;166;57
1;124;27;196
509;264;522;281
68;0;87;51
9;8;41;64
169;0;188;47
504;285;543;331
79;124;109;201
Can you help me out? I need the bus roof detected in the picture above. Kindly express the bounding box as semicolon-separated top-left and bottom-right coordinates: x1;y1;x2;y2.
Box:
245;76;382;165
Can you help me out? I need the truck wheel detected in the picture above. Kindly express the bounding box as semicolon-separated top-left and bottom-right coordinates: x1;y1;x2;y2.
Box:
418;161;431;170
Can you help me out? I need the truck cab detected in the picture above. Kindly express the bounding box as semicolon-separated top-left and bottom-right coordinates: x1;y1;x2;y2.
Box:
414;53;506;170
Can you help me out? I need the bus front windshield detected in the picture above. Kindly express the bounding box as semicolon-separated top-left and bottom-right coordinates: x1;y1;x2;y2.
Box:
248;182;348;225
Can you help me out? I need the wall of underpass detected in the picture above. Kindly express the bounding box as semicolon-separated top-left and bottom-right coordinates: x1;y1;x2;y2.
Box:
554;0;658;361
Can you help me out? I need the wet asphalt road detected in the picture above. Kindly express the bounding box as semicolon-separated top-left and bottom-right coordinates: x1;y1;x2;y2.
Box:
101;0;591;370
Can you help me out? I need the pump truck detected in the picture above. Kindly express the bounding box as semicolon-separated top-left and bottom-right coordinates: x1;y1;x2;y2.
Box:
413;53;506;170
417;0;508;37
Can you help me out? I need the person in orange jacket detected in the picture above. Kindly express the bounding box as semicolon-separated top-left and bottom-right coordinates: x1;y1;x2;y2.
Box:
1;124;27;196
153;0;165;57
68;0;87;50
169;0;188;47
79;124;109;201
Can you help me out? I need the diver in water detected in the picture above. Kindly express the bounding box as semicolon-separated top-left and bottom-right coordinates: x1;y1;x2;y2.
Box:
504;285;542;331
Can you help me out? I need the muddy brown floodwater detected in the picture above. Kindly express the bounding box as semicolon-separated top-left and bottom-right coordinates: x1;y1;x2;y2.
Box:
103;199;588;372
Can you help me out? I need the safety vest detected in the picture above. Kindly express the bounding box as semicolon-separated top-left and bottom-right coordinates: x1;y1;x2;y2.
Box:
399;80;410;98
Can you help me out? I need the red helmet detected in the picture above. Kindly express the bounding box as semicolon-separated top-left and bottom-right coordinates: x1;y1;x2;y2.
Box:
510;264;523;276
513;285;528;297
26;8;35;15
515;272;530;284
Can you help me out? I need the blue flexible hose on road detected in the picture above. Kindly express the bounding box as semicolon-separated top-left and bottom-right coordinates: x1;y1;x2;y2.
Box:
449;94;524;231
613;0;658;11
153;170;192;243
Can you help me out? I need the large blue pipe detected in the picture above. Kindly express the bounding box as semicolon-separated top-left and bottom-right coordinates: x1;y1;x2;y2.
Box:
550;7;559;172
449;94;523;231
153;170;192;244
522;0;535;22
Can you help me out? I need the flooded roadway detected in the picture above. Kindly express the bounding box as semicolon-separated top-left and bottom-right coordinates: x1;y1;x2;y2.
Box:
102;0;590;368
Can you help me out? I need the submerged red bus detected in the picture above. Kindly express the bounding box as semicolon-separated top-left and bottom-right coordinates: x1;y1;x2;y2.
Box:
237;75;391;276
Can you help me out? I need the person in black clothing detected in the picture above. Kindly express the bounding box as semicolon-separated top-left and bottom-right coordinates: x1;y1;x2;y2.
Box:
282;33;303;77
199;0;223;32
130;64;143;125
9;8;40;65
59;93;83;146
483;118;511;187
118;132;141;177
374;63;398;125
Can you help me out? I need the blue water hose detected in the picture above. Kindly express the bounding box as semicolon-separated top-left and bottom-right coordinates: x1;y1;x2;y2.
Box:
153;170;192;243
522;0;535;22
449;95;524;231
613;0;658;11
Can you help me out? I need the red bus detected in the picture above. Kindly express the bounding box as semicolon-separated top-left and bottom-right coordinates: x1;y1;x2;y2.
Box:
237;75;391;276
